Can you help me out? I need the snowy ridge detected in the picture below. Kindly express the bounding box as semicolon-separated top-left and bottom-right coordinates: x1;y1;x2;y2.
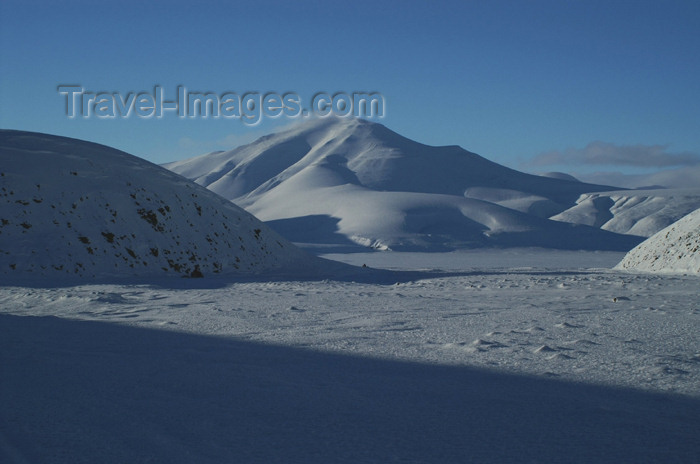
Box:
551;188;700;237
0;130;319;282
615;208;700;274
166;118;642;251
539;171;581;182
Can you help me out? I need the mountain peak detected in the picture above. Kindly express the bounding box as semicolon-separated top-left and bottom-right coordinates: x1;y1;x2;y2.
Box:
165;121;643;252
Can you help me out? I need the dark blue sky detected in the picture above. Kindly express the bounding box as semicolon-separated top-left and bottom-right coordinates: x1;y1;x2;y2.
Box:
1;0;699;181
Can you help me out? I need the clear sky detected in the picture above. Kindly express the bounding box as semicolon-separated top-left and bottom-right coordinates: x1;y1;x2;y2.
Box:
1;0;699;186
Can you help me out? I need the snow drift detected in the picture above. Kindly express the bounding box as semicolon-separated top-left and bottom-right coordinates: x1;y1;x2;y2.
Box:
615;208;700;274
165;117;642;251
0;130;318;281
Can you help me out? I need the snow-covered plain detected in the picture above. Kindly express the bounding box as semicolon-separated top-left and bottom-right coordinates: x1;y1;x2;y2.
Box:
2;250;699;463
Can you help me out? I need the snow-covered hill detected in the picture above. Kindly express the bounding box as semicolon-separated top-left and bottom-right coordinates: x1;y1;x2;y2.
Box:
551;188;700;237
615;208;700;274
539;171;581;182
165;118;642;251
0;130;319;282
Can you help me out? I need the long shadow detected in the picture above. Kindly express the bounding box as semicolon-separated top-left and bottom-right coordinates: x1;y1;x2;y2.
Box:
1;314;698;463
0;267;615;290
1;252;626;290
265;215;360;247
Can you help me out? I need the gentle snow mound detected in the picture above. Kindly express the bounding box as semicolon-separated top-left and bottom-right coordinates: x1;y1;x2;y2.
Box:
615;208;700;274
539;172;581;182
0;130;316;281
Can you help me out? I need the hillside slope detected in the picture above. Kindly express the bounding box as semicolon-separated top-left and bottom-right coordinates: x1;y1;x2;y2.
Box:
0;130;318;282
166;118;641;251
551;188;700;237
615;208;700;274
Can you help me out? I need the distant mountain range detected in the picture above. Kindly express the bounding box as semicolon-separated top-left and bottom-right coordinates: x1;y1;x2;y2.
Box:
0;130;322;282
552;188;700;237
165;117;673;251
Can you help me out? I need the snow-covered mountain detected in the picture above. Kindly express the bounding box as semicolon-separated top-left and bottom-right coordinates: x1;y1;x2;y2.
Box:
615;208;700;274
0;130;319;282
166;117;642;251
551;188;700;237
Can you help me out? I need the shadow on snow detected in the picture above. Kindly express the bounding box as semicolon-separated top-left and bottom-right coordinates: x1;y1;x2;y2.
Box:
1;314;699;464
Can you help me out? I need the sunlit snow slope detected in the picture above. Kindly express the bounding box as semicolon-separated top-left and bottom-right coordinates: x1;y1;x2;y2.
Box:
615;208;700;274
551;188;700;237
166;118;642;251
0;130;316;281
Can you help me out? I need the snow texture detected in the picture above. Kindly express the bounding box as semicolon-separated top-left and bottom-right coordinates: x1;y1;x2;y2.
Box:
0;130;323;282
2;128;698;463
1;250;699;463
165;118;643;252
551;188;700;237
615;208;700;274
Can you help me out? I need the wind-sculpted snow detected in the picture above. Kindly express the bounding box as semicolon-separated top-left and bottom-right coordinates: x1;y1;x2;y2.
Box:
615;208;700;274
551;188;700;237
0;130;319;282
166;118;642;251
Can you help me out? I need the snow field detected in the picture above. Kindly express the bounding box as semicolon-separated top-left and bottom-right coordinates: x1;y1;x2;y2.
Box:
3;263;697;396
2;252;699;463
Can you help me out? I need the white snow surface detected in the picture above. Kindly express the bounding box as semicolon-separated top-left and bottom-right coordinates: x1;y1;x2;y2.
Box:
0;130;326;282
550;188;700;237
2;128;699;462
165;118;642;252
615;208;700;274
2;250;699;463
